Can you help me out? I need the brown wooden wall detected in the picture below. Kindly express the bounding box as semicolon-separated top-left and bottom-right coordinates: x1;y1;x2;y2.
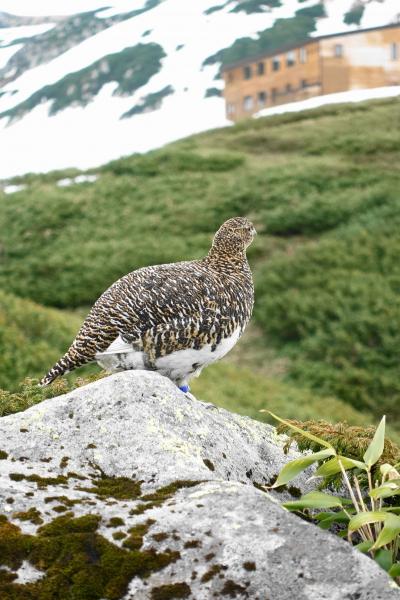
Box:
223;40;321;121
223;25;400;122
321;26;400;95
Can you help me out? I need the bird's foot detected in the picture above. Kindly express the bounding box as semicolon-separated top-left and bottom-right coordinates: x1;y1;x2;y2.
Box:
179;384;190;393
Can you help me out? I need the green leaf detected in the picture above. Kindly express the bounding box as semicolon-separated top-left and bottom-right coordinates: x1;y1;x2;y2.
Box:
371;514;400;550
355;540;373;554
267;412;335;450
363;416;386;468
283;491;343;511
315;455;366;477
380;463;400;479
316;510;351;529
272;448;335;488
348;510;389;532
375;549;393;572
369;482;400;500
389;563;400;578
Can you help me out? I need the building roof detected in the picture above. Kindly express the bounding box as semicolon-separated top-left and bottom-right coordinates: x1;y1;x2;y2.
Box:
221;22;400;72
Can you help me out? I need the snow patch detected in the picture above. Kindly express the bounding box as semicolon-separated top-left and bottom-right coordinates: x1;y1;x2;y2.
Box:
57;174;98;187
2;184;26;194
255;86;400;119
15;561;44;584
0;44;23;70
0;23;56;45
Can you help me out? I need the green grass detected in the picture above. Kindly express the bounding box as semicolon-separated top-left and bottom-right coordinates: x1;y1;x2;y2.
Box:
1;97;400;436
0;291;82;390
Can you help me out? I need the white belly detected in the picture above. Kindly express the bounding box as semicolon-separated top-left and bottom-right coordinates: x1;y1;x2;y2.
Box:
156;327;241;384
95;328;241;385
95;337;145;372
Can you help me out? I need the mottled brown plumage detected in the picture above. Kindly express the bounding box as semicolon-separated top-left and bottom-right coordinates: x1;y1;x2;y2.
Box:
39;217;256;388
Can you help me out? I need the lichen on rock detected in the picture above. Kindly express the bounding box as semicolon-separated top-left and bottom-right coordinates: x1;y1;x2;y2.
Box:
0;371;398;599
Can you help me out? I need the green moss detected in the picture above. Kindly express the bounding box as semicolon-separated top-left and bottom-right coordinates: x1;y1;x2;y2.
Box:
0;514;179;599
9;473;69;488
202;459;215;472
122;519;156;551
66;471;87;481
204;552;215;561
201;564;222;582
79;475;142;500
0;450;8;460
150;582;191;599
112;531;127;541
52;505;68;513
106;517;125;528
44;496;81;508
152;532;169;542
183;540;201;549
9;474;24;482
131;481;200;515
221;580;248;596
12;508;43;525
59;457;69;469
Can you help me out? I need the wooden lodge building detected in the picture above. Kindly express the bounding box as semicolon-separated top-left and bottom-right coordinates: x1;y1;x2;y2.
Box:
222;23;400;121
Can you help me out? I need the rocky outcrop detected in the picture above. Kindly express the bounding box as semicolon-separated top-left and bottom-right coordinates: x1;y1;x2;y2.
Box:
0;371;398;599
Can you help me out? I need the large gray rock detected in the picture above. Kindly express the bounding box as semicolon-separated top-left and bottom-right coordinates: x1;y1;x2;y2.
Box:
0;370;398;599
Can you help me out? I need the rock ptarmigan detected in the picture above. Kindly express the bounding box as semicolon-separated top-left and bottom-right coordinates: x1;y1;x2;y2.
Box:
39;217;256;391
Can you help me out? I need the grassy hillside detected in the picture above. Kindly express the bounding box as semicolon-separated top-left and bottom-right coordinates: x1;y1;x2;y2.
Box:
0;291;81;390
1;97;399;435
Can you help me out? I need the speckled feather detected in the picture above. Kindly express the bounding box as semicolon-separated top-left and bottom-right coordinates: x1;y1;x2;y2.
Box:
39;217;256;387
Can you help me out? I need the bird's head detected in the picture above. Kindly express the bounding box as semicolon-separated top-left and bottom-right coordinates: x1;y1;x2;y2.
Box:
210;217;257;257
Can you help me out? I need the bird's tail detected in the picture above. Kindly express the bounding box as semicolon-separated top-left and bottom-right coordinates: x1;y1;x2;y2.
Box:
38;347;89;387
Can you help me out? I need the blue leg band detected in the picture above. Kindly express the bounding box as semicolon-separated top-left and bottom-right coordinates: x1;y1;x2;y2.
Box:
179;385;190;393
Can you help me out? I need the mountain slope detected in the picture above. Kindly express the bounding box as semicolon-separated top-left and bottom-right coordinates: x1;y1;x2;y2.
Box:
0;0;399;177
0;97;399;433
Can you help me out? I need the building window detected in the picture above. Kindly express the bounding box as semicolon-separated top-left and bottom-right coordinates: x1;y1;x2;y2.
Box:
286;83;292;94
271;88;278;102
334;44;343;57
227;103;236;115
390;42;398;60
257;61;265;75
243;95;254;111
272;57;280;71
243;65;252;79
299;47;307;63
258;91;267;106
286;50;295;67
227;72;234;83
